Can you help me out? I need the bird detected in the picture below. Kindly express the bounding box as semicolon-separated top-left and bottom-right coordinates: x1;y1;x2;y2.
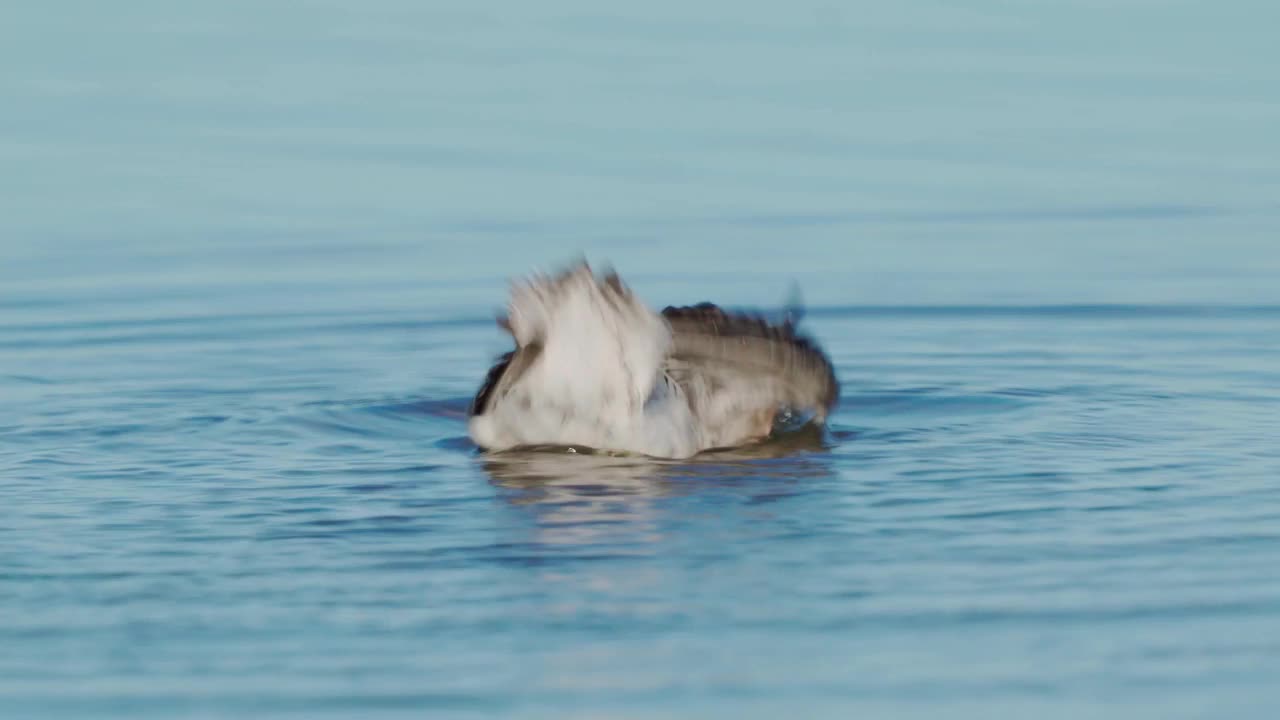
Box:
467;262;838;459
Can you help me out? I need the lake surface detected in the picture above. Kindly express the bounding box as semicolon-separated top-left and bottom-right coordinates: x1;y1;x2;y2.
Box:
3;1;1280;717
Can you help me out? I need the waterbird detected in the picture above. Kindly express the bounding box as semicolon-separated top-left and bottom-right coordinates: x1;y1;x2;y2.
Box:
468;262;838;458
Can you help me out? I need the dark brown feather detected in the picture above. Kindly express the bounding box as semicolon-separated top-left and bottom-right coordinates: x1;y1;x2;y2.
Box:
661;303;839;414
469;343;543;417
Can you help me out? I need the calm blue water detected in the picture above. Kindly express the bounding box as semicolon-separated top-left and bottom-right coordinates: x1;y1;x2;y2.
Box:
4;1;1280;718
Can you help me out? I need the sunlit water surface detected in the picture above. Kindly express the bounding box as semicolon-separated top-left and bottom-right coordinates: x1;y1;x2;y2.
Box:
3;1;1280;718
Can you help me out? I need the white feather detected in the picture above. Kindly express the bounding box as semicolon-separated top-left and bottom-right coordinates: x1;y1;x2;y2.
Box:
474;265;702;458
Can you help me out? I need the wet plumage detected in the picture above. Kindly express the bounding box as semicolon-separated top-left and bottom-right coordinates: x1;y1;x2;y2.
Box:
468;263;838;458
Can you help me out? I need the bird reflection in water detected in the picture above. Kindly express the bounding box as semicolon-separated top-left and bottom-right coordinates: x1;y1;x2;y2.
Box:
477;426;838;630
481;425;835;548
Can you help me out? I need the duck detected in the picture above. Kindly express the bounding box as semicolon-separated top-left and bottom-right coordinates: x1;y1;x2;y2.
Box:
467;262;838;459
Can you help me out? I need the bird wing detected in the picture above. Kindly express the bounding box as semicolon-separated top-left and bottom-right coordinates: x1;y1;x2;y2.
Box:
468;343;543;417
660;303;839;423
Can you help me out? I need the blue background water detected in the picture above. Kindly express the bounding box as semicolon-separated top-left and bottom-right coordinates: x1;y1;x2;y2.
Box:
3;1;1279;717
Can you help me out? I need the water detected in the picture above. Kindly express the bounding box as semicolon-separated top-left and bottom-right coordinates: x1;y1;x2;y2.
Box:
3;1;1280;717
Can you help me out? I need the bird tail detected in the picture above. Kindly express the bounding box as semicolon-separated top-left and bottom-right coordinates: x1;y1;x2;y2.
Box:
504;262;670;412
